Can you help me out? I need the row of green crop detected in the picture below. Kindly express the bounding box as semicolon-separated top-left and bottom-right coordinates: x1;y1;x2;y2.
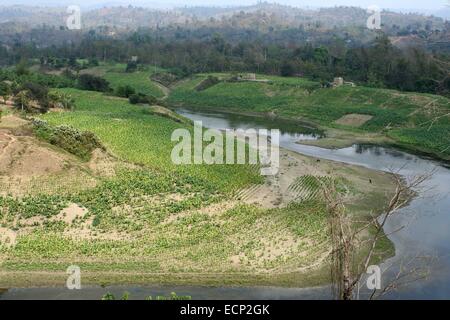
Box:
168;74;450;157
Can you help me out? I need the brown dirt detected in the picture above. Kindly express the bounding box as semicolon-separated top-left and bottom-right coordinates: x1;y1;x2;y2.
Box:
0;115;100;197
0;131;66;177
237;149;333;209
0;115;29;129
164;199;238;224
334;113;373;127
88;148;116;176
53;203;88;224
0;227;17;247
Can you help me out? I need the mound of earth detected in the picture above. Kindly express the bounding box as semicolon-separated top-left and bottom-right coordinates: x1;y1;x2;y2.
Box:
0;130;67;176
335;113;373;127
0;115;114;197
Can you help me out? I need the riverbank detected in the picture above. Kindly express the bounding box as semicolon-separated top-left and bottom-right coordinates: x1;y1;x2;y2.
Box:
0;141;396;288
170;103;450;163
298;126;450;163
0;93;396;289
167;74;450;163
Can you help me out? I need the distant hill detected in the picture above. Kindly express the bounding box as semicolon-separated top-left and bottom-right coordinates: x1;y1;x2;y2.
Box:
0;3;448;51
0;3;446;30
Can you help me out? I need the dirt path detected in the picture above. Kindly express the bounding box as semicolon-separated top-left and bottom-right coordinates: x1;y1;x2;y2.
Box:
0;132;16;159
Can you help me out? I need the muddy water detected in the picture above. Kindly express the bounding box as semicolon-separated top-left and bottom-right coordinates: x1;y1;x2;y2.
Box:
2;109;449;300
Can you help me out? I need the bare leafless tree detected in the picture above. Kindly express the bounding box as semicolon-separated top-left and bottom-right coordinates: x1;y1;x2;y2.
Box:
323;169;434;300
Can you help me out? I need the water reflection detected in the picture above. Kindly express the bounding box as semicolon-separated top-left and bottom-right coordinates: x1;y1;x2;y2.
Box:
177;108;450;299
176;108;324;139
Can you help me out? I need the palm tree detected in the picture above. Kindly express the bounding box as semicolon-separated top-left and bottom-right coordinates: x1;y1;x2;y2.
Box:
60;93;75;110
48;91;75;110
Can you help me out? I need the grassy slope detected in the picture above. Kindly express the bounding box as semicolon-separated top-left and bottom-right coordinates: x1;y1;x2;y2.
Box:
0;86;397;288
0;89;337;287
42;89;260;192
81;63;166;98
168;73;450;159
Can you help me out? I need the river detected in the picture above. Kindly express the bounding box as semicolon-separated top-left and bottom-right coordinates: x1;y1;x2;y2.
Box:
1;108;449;300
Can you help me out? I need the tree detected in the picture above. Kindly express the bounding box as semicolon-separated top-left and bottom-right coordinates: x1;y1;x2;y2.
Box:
280;61;295;77
48;91;75;110
15;60;29;76
77;74;110;92
323;170;433;300
21;82;50;111
116;85;135;98
0;82;12;102
14;90;31;111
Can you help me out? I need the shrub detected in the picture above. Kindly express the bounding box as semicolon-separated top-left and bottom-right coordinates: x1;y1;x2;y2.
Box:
125;61;138;73
115;85;135;98
77;74;110;92
48;91;75;110
33;119;104;160
280;62;295;77
128;94;140;104
0;81;12;99
129;93;157;105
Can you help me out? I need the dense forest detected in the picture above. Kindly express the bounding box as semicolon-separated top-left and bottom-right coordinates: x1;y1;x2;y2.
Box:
1;33;448;97
0;4;449;96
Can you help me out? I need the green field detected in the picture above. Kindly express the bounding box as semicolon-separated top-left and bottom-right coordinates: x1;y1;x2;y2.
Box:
0;74;397;288
81;63;166;98
0;88;340;287
168;73;450;158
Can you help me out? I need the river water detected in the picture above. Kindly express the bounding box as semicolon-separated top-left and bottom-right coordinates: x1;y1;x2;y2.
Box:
1;108;449;300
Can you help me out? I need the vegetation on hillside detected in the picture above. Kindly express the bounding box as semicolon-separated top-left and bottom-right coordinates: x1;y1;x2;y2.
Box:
168;73;450;158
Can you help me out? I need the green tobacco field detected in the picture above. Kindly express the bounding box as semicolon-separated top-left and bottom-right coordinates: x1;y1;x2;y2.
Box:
81;63;166;98
0;83;395;287
168;73;450;159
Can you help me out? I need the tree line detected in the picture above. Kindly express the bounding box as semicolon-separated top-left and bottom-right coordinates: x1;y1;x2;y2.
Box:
1;29;449;96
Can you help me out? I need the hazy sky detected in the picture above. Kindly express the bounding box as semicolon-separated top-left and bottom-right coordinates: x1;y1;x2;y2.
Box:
1;0;448;11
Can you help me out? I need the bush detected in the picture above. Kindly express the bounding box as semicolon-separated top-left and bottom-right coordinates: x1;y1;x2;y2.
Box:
125;61;138;73
0;81;12;99
129;93;157;105
128;94;139;104
48;91;74;110
77;74;110;92
17;82;50;111
33;119;104;160
21;82;49;101
115;85;135;98
280;62;295;77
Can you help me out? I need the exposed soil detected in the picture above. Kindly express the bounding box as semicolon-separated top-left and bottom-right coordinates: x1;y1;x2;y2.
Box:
54;203;88;224
88;148;116;176
334;113;373;127
0;115;111;197
0;131;67;176
0;227;17;247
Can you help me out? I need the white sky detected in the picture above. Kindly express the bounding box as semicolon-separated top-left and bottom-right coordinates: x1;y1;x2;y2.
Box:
1;0;448;11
